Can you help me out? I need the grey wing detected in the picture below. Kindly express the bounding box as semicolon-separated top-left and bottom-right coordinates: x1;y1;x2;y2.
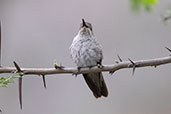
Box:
92;42;103;64
70;39;81;65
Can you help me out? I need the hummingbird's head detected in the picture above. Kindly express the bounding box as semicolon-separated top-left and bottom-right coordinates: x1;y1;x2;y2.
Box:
79;19;93;36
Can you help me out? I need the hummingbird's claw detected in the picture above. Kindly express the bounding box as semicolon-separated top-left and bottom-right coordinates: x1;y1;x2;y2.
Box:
97;64;103;69
109;70;115;75
72;72;78;77
88;66;94;70
72;67;81;77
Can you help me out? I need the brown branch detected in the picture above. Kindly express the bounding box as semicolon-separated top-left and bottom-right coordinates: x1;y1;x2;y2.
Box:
0;56;171;76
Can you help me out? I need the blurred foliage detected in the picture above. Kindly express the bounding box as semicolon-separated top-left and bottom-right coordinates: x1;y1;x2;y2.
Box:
0;76;14;87
161;9;171;24
130;0;158;12
0;72;21;87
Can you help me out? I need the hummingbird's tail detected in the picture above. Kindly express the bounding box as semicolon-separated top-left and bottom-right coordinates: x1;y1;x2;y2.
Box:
83;72;108;98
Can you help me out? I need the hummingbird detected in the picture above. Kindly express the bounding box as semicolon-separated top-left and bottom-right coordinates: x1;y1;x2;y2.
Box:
70;19;108;98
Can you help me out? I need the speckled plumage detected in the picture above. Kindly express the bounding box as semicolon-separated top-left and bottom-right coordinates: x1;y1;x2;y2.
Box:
70;31;102;67
70;19;108;98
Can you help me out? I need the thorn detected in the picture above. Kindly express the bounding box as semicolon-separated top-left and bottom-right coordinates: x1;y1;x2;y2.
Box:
128;58;135;65
165;47;171;54
19;77;22;109
109;70;115;75
117;55;122;62
13;61;23;109
128;58;136;76
42;75;46;88
13;61;22;72
132;66;136;76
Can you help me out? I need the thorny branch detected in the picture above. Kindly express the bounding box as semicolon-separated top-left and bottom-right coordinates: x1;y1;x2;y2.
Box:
0;48;171;109
0;55;171;76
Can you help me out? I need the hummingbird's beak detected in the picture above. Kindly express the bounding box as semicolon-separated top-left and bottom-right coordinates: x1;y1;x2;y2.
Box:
82;19;87;27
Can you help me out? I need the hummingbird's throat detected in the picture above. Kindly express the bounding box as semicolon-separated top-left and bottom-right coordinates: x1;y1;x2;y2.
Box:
80;27;91;36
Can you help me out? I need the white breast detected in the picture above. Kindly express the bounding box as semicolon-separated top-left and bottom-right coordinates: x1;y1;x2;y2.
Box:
70;34;103;67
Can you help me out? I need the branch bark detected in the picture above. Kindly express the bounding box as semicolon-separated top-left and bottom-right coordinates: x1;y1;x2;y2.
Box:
0;56;171;76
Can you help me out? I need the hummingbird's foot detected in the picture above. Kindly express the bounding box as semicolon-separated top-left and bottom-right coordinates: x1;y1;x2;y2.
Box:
97;63;104;69
109;70;115;75
88;66;94;70
72;67;81;77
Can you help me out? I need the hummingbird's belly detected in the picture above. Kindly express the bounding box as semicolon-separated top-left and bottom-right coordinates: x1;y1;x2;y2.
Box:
70;36;102;68
76;46;99;67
